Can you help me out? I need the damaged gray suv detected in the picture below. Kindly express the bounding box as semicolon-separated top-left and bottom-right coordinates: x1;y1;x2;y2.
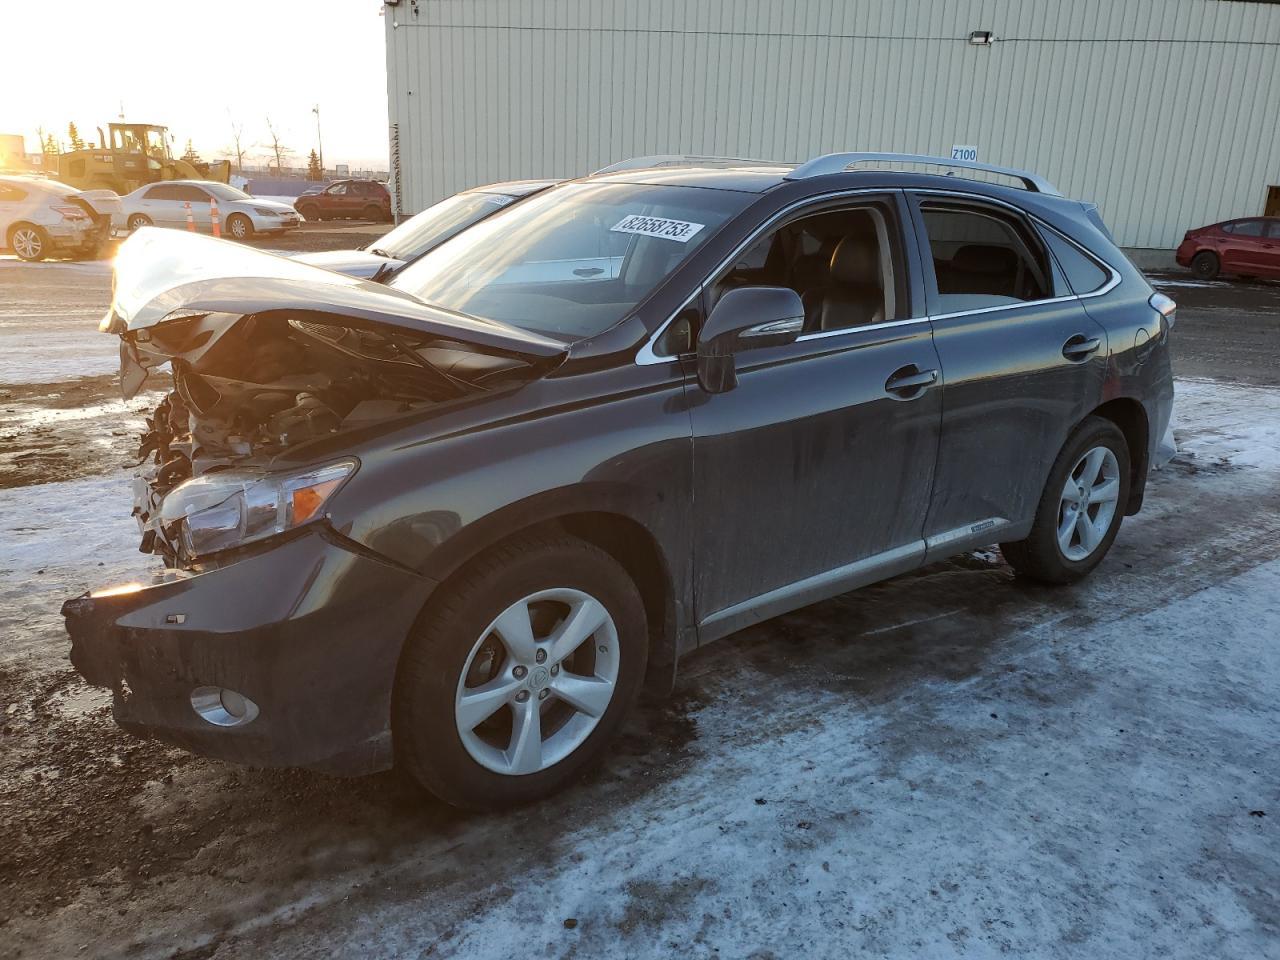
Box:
64;153;1175;809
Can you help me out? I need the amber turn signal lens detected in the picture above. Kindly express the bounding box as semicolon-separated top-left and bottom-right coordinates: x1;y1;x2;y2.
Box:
291;478;344;524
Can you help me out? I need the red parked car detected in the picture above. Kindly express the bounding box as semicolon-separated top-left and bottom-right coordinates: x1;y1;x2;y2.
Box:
295;179;392;223
1175;216;1280;280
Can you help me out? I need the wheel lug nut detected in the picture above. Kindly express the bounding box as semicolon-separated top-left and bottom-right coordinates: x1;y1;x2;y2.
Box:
538;689;549;700
535;649;547;664
515;690;530;703
550;665;559;676
513;665;528;679
598;645;607;654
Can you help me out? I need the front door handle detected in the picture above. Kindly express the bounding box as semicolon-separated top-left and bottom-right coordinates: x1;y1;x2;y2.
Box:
573;267;604;277
1062;334;1101;361
885;365;939;399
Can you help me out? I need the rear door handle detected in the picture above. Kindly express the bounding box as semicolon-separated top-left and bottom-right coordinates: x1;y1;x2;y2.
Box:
573;267;604;277
1062;334;1101;361
885;365;939;399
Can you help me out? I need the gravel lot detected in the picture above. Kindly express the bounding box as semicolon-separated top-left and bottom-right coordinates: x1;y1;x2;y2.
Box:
1;240;1277;959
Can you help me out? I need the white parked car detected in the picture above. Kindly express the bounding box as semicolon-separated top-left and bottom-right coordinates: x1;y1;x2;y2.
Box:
120;181;299;240
0;174;120;261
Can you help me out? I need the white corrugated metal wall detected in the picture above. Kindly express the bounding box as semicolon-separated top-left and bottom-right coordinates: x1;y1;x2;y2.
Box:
384;0;1280;248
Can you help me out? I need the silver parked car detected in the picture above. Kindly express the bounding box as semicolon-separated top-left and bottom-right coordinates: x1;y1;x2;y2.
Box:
294;179;560;280
0;174;121;261
120;181;299;240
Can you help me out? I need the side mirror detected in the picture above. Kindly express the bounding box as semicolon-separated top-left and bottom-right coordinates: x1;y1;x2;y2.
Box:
697;286;804;393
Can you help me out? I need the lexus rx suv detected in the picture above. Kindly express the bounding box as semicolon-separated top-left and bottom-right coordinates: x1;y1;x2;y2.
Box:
64;153;1174;810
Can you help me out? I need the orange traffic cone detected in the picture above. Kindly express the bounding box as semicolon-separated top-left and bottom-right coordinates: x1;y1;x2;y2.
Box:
185;201;195;232
210;199;221;238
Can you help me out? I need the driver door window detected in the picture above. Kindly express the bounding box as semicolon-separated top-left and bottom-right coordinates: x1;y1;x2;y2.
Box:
707;200;905;333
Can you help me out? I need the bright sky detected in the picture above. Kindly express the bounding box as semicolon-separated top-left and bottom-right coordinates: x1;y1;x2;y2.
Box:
2;0;389;169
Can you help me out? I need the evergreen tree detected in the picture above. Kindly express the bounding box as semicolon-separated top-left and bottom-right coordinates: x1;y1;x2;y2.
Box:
306;149;322;181
67;122;85;151
42;133;59;155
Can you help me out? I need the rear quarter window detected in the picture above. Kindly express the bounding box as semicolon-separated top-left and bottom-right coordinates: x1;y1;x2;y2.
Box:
1040;228;1111;295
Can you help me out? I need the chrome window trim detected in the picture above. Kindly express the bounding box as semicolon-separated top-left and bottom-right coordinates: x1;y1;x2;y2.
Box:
911;189;1122;302
636;187;906;365
635;186;1123;365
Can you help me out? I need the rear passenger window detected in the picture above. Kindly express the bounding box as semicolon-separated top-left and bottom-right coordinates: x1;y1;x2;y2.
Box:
920;203;1053;312
1267;221;1280;239
1040;229;1110;295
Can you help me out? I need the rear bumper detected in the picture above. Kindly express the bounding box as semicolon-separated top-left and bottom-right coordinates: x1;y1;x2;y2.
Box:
63;528;436;775
46;219;103;251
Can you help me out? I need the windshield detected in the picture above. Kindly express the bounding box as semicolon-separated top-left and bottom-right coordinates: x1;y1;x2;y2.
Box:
205;183;251;202
372;191;514;260
391;182;751;339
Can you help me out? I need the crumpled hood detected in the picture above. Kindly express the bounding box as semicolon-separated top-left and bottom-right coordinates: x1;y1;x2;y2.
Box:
102;228;568;359
292;248;404;280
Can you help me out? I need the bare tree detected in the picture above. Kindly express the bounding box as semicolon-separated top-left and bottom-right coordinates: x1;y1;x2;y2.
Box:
262;116;293;172
226;112;247;173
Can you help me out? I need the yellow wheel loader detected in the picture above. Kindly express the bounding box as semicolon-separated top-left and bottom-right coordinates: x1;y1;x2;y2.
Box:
53;123;230;194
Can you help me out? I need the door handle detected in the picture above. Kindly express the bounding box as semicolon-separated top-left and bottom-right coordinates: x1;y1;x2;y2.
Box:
1062;335;1101;361
573;267;604;277
884;365;939;399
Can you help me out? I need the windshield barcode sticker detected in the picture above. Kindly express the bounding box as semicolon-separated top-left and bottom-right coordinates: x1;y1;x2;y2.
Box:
610;214;705;243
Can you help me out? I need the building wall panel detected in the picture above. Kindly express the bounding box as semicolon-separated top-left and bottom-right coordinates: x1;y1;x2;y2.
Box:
384;0;1280;248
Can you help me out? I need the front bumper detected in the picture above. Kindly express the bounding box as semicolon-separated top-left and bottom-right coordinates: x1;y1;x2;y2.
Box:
251;213;301;232
63;527;436;775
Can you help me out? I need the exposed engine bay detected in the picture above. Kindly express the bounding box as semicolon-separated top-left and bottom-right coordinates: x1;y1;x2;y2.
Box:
129;311;537;562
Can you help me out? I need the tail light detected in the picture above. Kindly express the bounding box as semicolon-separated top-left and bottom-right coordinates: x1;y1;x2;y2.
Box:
1150;292;1176;339
52;203;90;221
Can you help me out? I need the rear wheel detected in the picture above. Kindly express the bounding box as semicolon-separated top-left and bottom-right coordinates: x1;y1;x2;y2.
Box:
362;203;384;222
394;533;648;810
1190;250;1220;280
8;223;49;261
1000;417;1131;584
226;213;253;240
126;214;152;232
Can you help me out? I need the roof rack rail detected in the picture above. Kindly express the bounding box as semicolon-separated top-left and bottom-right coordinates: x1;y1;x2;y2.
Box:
593;154;790;176
784;152;1061;195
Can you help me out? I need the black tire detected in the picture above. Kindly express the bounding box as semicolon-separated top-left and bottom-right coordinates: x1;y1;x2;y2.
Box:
8;223;50;261
1190;250;1220;281
1000;416;1131;585
226;213;253;241
394;532;648;810
297;203;320;222
362;203;384;222
127;214;152;232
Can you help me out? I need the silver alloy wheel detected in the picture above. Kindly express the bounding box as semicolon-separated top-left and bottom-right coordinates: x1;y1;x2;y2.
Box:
454;587;620;776
1057;445;1121;561
230;217;247;238
12;227;42;260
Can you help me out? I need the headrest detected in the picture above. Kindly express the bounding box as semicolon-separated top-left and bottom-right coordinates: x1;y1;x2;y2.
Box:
829;236;880;286
951;244;1019;275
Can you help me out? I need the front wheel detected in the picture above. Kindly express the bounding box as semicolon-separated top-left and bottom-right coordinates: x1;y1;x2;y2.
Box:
1190;250;1220;281
394;533;648;810
296;203;320;222
1001;416;1131;584
226;213;253;240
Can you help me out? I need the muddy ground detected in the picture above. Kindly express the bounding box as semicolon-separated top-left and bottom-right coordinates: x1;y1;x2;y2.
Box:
0;252;1277;959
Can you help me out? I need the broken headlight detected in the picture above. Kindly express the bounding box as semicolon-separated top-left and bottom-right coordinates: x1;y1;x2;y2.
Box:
158;459;357;558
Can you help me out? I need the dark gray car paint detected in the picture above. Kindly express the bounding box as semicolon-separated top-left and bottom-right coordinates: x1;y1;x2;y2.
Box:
65;167;1174;774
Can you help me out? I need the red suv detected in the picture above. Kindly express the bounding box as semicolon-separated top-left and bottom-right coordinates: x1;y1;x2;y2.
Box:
1175;216;1280;281
295;179;392;223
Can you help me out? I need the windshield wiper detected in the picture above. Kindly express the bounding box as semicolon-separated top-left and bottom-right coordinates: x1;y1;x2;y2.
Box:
380;330;478;397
